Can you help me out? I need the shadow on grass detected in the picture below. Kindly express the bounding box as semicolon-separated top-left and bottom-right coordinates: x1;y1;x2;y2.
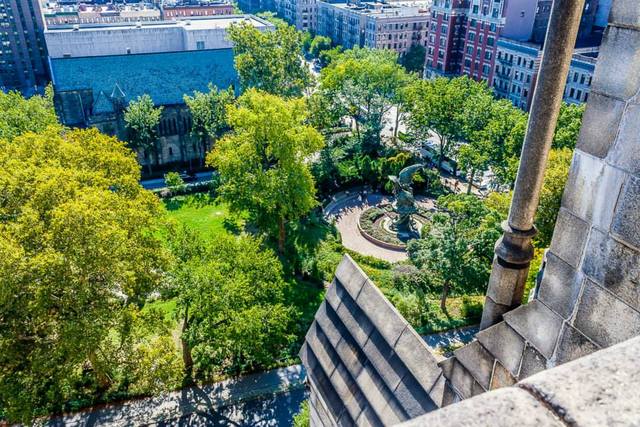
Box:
164;193;215;212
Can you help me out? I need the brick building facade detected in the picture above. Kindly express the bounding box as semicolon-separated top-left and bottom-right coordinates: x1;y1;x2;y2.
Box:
423;0;468;79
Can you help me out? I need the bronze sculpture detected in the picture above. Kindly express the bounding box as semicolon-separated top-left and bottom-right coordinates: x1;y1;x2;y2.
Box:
388;163;424;231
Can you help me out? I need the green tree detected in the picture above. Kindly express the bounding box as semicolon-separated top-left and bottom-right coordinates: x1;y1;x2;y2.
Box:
228;21;311;97
256;11;289;28
0;85;58;141
479;99;528;185
124;94;163;174
0;127;166;422
535;148;573;247
482;148;573;249
457;87;496;193
553;102;584;149
318;45;343;67
400;44;426;74
408;195;501;311
167;226;295;378
184;85;235;166
207;90;324;253
165;171;186;193
319;48;409;153
309;35;332;58
404;77;486;170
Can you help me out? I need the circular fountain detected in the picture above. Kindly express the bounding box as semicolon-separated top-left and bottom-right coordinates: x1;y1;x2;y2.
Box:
357;164;431;250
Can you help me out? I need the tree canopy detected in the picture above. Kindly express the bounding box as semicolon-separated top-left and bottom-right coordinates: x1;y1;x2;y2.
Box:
553;103;585;149
167;226;295;378
0;86;58;141
319;48;410;153
403;76;489;169
0;126;166;422
184;85;235;164
124;94;163;174
400;44;426;74
227;22;311;97
207;89;324;252
408;194;502;311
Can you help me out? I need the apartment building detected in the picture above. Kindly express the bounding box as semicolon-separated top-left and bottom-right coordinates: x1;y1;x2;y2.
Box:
316;1;430;55
423;0;468;79
0;0;49;94
42;3;162;26
162;3;235;20
275;0;316;31
493;38;541;110
492;0;605;111
564;51;596;105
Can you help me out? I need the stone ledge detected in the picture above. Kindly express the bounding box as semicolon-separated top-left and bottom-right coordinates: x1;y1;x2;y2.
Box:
395;387;564;427
503;300;563;359
397;336;640;427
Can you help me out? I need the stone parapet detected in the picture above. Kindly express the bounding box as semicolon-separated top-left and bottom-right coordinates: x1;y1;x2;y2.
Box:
398;335;640;427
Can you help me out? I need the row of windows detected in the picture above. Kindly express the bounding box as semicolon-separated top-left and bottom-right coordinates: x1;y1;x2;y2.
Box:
467;32;495;46
567;87;589;102
570;70;592;86
497;51;536;69
463;60;491;76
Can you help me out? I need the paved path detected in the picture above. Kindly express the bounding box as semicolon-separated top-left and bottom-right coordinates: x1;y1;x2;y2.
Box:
326;192;408;263
422;325;479;361
326;192;436;263
46;365;306;427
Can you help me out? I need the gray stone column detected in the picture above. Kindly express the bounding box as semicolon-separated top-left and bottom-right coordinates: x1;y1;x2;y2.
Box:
480;0;586;330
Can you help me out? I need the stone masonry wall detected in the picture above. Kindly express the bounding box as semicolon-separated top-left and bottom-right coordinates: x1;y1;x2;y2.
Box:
300;255;445;426
536;0;640;364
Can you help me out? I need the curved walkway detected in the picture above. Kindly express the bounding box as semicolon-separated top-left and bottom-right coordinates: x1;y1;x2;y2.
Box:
325;191;435;263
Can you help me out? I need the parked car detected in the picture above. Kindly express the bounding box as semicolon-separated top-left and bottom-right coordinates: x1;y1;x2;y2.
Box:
178;171;197;183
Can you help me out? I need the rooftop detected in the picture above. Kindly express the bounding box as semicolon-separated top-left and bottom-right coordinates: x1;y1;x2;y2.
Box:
44;14;269;33
320;0;431;18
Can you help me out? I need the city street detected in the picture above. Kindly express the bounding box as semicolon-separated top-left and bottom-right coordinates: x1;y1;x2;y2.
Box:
140;171;214;190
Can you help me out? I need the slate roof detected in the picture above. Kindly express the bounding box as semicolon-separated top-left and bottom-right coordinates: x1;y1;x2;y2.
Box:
92;90;114;114
300;255;445;426
50;48;238;107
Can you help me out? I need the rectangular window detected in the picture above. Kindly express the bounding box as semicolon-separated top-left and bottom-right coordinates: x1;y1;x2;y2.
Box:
487;36;494;46
196;41;205;50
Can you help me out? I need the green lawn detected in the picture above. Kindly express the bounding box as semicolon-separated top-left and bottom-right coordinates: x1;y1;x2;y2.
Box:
142;298;178;323
164;193;243;238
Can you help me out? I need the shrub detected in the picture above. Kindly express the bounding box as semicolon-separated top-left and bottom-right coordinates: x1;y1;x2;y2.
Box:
293;400;310;427
127;335;183;396
461;296;483;322
392;264;432;294
165;172;186;193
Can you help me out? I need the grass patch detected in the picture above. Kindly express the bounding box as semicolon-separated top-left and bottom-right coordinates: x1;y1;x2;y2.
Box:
164;193;244;239
142;298;177;323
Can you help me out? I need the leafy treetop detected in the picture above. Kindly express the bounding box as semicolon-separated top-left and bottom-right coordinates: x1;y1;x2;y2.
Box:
227;22;311;97
207;89;324;253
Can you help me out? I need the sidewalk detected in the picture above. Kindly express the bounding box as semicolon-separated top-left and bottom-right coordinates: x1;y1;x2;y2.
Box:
46;365;306;426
